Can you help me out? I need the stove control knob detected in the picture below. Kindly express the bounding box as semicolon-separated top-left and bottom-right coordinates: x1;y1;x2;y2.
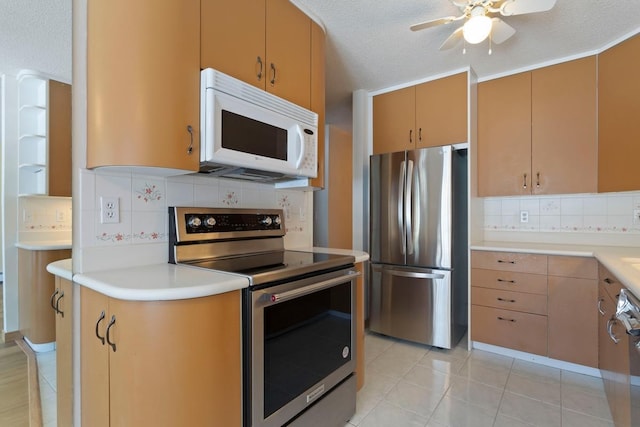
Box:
261;216;272;226
187;216;201;228
204;216;216;227
273;216;282;226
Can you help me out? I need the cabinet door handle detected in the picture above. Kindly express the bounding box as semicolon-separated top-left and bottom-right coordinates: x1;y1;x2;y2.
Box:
50;289;60;313
607;317;620;344
186;125;194;155
536;172;540;188
497;278;516;284
597;297;606;316
497;297;516;303
497;260;515;264
106;315;117;352
269;63;276;86
95;311;106;345
55;291;65;318
604;277;614;285
256;56;263;81
497;316;516;322
523;173;527;189
409;129;413;143
418;128;422;142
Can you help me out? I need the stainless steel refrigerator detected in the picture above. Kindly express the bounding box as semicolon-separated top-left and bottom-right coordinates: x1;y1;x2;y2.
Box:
369;145;467;349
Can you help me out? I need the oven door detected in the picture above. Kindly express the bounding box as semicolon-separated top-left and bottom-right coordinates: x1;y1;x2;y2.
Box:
249;267;358;427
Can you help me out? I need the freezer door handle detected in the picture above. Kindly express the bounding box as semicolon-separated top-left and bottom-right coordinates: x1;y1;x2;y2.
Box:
386;270;445;280
405;159;414;256
398;160;407;255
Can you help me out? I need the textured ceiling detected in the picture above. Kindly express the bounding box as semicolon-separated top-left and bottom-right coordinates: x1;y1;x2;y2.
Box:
0;0;71;82
292;0;640;127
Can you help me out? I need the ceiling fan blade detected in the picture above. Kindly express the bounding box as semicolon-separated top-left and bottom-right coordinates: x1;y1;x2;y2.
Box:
491;17;516;44
439;27;464;50
410;16;458;32
499;0;556;16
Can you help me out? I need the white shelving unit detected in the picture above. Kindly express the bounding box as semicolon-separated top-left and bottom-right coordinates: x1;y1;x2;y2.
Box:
17;71;49;196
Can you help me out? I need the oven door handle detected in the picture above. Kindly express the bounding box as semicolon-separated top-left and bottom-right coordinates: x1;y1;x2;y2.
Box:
266;270;360;304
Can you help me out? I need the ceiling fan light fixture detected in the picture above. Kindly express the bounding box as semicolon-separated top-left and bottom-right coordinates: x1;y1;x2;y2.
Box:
463;14;492;44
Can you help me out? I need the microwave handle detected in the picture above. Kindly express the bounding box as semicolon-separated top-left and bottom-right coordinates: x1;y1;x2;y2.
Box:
295;126;306;169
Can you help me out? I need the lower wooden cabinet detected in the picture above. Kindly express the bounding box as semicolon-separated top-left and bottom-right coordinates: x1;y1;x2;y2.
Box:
80;287;242;426
471;251;598;367
54;277;73;427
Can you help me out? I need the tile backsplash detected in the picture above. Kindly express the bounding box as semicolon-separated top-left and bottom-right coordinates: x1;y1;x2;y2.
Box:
484;191;640;234
79;170;313;252
18;195;72;232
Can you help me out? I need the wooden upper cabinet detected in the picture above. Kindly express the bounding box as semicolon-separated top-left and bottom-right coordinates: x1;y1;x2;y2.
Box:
415;72;467;148
48;81;72;197
87;0;200;171
478;72;532;197
201;0;312;109
373;86;416;154
532;56;597;195
598;34;640;192
309;21;326;189
200;0;266;89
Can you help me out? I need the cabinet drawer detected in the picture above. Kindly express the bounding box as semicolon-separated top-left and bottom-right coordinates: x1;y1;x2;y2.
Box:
472;251;548;274
471;268;547;295
471;305;547;355
548;256;597;279
472;287;547;315
599;263;624;301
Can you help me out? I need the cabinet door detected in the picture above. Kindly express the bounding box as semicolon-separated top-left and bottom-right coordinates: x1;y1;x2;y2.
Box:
532;56;597;195
548;275;597;367
598;34;640;192
415;72;467;148
80;287;110;427
478;72;531;196
108;292;242;426
265;0;312;108
87;0;200;171
201;0;266;89
309;21;326;189
55;278;73;427
48;80;71;197
373;87;415;154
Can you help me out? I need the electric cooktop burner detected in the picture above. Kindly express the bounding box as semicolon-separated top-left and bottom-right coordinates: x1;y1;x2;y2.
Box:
168;207;355;285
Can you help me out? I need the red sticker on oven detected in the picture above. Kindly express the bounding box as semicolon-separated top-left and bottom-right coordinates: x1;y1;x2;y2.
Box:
342;346;350;358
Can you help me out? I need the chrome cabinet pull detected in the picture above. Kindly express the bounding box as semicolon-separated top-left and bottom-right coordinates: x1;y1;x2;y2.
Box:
607;317;620;344
497;297;516;303
497;260;515;264
95;311;106;345
106;315;117;352
269;63;276;86
597;297;606;316
497;316;516;322
536;172;540;188
256;56;263;81
497;278;516;284
50;289;60;313
55;291;65;318
186;125;194;155
523;173;527;189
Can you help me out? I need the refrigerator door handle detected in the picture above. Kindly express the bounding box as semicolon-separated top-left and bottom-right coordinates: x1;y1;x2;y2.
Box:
398;160;406;255
405;159;414;255
386;270;445;280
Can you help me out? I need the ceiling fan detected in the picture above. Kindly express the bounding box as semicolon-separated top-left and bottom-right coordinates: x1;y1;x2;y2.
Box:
410;0;557;51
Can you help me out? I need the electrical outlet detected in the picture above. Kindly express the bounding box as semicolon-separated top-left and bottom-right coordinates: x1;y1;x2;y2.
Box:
100;197;120;224
634;209;640;225
520;210;529;223
56;209;65;222
23;209;33;223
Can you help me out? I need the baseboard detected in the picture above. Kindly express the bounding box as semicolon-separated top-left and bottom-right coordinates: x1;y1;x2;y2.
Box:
3;330;23;343
472;341;602;378
15;339;43;427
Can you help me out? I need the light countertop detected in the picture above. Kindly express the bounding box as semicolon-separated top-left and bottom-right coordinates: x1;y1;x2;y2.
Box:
471;241;640;298
16;240;72;250
52;248;369;301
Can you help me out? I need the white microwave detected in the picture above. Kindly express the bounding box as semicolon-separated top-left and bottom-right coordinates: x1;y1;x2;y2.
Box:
200;68;318;181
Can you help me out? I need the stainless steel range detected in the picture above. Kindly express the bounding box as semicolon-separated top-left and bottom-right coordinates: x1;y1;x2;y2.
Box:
169;207;359;427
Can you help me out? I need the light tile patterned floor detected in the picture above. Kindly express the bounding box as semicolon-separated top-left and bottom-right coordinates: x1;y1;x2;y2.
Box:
347;332;614;427
35;333;615;427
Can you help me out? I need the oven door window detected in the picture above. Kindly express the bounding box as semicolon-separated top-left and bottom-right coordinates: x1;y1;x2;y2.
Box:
221;110;288;160
263;281;352;418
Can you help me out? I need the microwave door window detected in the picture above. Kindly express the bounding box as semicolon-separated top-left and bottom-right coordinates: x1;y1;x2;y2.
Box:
221;110;287;160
